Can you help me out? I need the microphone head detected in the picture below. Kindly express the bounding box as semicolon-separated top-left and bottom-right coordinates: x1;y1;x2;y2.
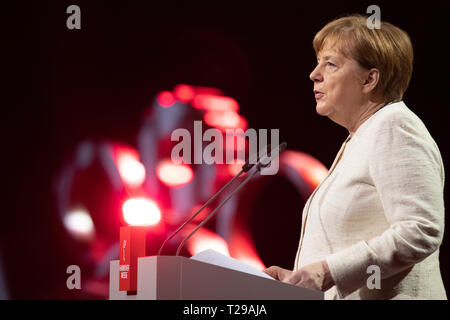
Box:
242;144;272;172
242;162;254;172
242;143;286;172
257;142;287;169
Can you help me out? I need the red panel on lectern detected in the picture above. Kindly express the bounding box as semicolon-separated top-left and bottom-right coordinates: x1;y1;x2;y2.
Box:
119;226;147;292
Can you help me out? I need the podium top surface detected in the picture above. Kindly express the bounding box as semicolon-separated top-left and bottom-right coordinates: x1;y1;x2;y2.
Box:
109;255;324;300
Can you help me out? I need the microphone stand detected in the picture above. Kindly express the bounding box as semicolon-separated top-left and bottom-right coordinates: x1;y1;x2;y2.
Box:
175;167;260;256
175;142;287;256
158;142;286;256
158;167;248;255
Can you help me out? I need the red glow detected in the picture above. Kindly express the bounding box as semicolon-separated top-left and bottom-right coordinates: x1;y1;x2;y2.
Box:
156;159;194;187
157;91;176;107
189;204;212;222
63;208;95;242
192;86;223;96
226;151;327;272
117;152;146;187
229;231;266;270
227;158;246;176
186;227;230;257
280;151;328;188
122;198;161;226
174;84;195;103
204;111;247;132
111;146;146;188
84;279;109;298
193;94;239;112
224;133;246;151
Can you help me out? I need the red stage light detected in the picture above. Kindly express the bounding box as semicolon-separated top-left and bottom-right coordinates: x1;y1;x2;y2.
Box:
63;208;95;241
204;110;247;131
122;198;162;226
229;231;266;271
193;94;239;112
227;158;246;176
111;145;146;188
192;86;223;96
174;84;195;103
186;227;230;257
117;152;146;187
225;133;246;151
281;150;328;188
157;91;176;107
156;160;194;187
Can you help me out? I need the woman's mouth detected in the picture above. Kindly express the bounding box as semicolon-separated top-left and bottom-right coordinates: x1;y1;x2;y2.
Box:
314;90;324;100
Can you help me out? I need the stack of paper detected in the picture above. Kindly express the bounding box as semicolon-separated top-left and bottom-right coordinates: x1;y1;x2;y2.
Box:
191;249;274;280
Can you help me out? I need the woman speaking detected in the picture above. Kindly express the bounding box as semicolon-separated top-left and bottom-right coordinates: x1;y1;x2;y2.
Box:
264;15;447;300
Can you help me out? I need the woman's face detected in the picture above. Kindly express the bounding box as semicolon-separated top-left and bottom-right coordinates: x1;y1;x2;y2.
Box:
310;42;368;124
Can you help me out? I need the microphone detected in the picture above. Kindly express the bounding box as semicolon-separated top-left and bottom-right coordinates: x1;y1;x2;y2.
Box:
157;166;245;255
256;141;287;170
241;143;271;172
175;168;258;256
175;142;287;256
157;143;281;255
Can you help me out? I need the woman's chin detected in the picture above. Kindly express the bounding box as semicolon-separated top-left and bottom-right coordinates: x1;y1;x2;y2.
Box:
315;102;331;116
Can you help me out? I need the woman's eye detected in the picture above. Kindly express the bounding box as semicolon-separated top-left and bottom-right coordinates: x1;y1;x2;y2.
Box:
327;62;336;67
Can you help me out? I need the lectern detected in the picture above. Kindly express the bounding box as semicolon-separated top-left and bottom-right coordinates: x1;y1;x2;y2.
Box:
109;256;324;300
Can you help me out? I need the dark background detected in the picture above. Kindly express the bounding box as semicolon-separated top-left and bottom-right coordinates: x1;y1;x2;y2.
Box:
2;0;449;299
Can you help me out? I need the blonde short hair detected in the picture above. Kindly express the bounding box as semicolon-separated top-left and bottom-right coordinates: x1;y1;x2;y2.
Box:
313;15;414;103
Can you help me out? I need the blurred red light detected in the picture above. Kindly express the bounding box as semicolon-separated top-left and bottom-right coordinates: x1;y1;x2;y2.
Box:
63;208;95;241
186;227;230;257
122;198;161;226
174;84;195;103
192;86;223;96
117;152;146;187
157;91;176;107
227;158;246;176
281;150;328;188
156;159;194;187
229;231;266;270
204;110;247;131
193;94;239;112
225;133;246;151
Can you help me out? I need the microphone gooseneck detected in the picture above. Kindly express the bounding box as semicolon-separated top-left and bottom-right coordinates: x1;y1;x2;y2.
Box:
175;168;259;256
157;167;246;256
175;142;287;256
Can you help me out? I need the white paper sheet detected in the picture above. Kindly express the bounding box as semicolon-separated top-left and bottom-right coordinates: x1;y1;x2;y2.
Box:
190;249;274;280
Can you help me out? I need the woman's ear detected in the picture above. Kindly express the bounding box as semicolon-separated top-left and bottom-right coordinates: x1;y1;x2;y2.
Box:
362;68;380;93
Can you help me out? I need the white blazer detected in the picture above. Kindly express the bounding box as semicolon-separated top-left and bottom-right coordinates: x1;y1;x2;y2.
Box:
294;101;447;299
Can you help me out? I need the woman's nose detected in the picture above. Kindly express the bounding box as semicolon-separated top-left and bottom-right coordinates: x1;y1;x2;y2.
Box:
309;65;322;82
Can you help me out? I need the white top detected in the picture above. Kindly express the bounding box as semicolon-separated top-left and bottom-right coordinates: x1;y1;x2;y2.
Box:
294;101;447;299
